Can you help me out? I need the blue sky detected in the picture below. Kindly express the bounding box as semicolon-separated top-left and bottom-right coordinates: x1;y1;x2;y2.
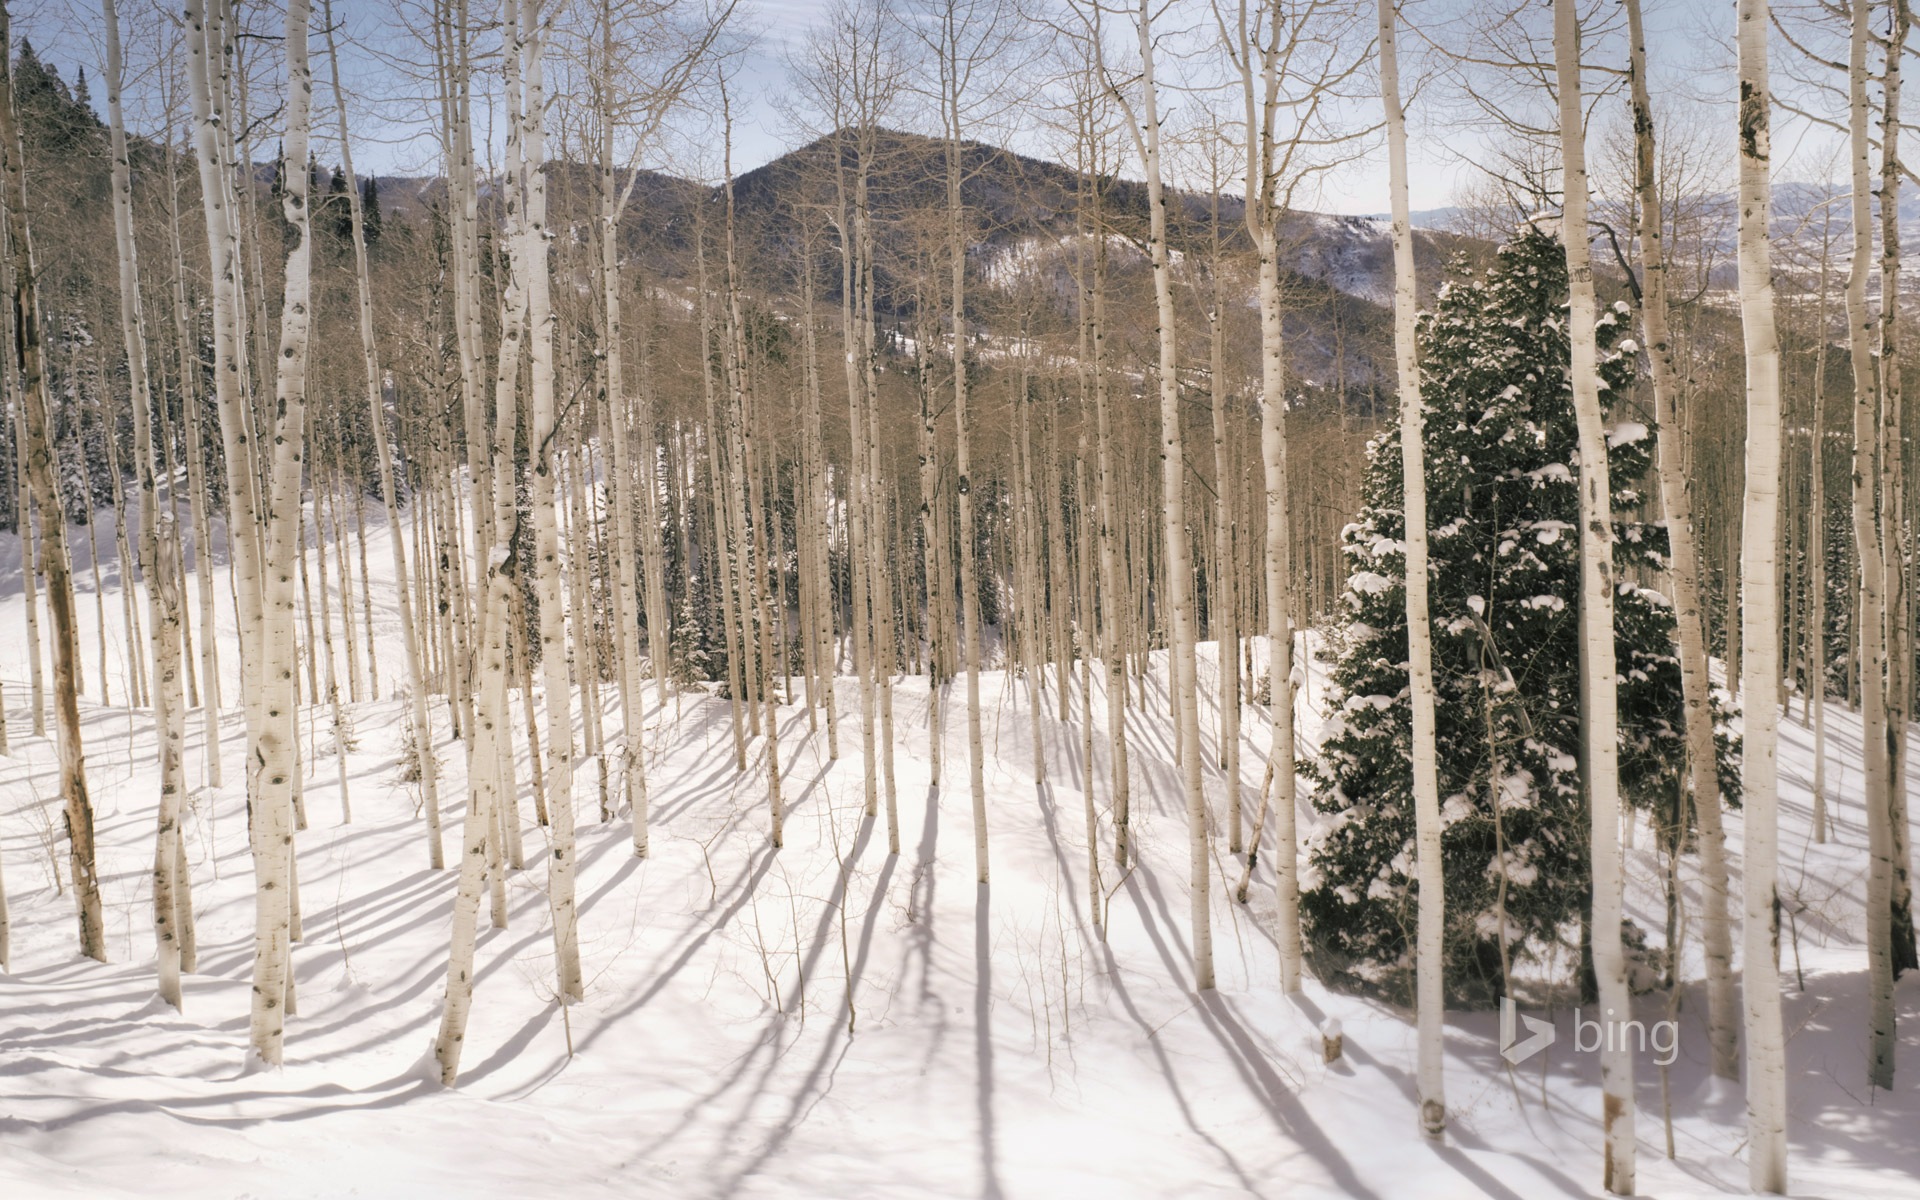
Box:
15;0;1847;218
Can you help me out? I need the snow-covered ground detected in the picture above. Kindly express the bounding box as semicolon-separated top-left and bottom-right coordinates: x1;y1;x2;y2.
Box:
0;511;1916;1199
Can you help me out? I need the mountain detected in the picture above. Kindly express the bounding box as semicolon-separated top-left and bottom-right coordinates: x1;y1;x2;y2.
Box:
260;125;1473;397
554;128;1475;396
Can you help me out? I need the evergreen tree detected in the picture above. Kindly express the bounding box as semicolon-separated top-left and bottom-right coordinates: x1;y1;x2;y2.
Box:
323;165;352;241
1301;227;1737;1007
11;44;101;155
361;175;382;246
671;590;711;687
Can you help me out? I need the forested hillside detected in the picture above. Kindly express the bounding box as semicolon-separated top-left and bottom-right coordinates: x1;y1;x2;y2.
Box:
0;0;1915;1196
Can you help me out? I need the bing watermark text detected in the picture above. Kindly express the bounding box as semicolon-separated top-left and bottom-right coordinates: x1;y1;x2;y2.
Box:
1500;999;1678;1067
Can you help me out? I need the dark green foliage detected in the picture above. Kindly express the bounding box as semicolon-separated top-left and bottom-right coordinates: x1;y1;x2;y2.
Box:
1301;229;1739;1008
361;176;383;246
14;40;101;155
671;590;712;687
325;165;353;241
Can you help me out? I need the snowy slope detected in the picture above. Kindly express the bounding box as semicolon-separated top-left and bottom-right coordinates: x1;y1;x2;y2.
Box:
0;511;1916;1199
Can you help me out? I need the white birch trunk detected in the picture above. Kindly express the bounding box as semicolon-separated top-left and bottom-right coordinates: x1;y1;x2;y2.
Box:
245;0;318;1065
933;70;989;880
0;7;104;961
1624;0;1739;1080
1735;0;1787;1184
1379;0;1443;1135
1811;301;1829;844
1207;282;1241;855
1231;4;1304;989
1555;0;1634;1183
103;0;191;1007
1877;0;1916;989
14;401;43;738
510;0;583;1003
162;141;223;789
1116;0;1212;988
433;0;526;1075
313;461;349;823
185;0;269;846
594;75;650;855
1089;231;1130;872
321;0;441;867
1846;0;1897;1096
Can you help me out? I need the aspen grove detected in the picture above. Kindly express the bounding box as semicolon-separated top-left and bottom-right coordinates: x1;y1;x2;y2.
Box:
1;0;1918;1195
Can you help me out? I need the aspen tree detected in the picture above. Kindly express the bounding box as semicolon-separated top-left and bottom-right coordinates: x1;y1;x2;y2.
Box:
1378;0;1441;1132
1;322;43;742
1044;416;1072;726
1735;0;1787;1184
1847;0;1897;1093
1878;0;1916;981
716;192;760;756
103;0;192;1005
768;431;793;701
66;381;101;709
513;0;585;1003
695;231;748;771
796;228;837;747
80;387;110;707
719;95;787;849
908;0;994;878
759;417;789;855
1202;173;1241;854
1624;0;1738;1079
300;477;322;710
244;0;320;1066
434;0;530;1079
857;224;898;838
797;240;840;759
791;12;893;823
151;325;191;732
441;0;495;773
1555;0;1634;1182
0;0;104;961
14;402;43;738
229;20;275;437
1077;90;1131;871
1074;446;1102;934
911;272;944;779
1809;235;1831;845
162;123;222;788
581;0;726;853
636;338;673;713
1097;0;1213;988
1014;363;1046;785
321;0;441;867
591;142;645;842
1219;0;1345;991
566;439;606;821
311;481;349;820
845;136;878;822
352;483;376;700
511;578;546;831
185;0;272;852
98;396;144;708
429;438;475;745
328;441;362;705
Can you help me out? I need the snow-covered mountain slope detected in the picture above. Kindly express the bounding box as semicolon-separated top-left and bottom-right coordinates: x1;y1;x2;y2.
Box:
0;511;1915;1199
